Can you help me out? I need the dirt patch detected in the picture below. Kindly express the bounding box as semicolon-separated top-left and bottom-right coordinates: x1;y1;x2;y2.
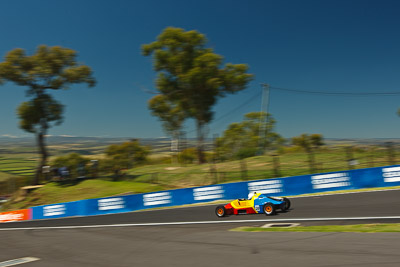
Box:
254;163;268;167
165;167;181;171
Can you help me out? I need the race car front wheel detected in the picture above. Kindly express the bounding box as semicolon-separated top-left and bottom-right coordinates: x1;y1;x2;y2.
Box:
263;202;276;215
215;206;226;217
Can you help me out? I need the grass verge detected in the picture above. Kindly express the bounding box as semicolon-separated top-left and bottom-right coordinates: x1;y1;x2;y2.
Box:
0;179;166;211
231;224;400;233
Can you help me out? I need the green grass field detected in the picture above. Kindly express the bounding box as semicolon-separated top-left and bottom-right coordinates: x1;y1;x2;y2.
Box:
0;157;36;180
0;179;166;211
127;148;396;187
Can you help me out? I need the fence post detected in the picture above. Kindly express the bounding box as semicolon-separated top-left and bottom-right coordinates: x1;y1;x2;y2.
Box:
271;153;281;178
152;172;158;184
209;164;218;184
219;172;225;183
368;146;375;168
345;146;355;170
240;159;248;180
307;150;317;173
209;133;219;184
385;142;396;165
180;131;187;167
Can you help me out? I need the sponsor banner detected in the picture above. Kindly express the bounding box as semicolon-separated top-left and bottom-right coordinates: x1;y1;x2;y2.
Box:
143;192;172;206
382;166;400;183
84;197;130;216
43;204;66;217
311;172;351;190
248;180;283;194
32;200;85;219
98;197;125;211
193;186;224;201
0;209;31;223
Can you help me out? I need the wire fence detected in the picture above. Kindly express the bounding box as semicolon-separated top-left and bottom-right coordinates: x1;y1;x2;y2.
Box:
128;144;400;187
0;176;31;196
0;144;399;195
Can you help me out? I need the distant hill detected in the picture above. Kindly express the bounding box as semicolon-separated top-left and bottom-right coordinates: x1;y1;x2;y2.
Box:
0;135;398;156
0;136;210;155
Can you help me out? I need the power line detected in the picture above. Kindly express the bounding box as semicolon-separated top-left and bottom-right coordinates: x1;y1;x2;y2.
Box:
270;86;400;96
186;90;262;134
212;91;262;124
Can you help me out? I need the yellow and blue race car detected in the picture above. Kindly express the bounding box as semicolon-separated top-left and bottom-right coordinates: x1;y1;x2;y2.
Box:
215;192;291;217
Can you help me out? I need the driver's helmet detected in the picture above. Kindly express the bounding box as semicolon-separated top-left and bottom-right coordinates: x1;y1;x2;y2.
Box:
248;191;256;200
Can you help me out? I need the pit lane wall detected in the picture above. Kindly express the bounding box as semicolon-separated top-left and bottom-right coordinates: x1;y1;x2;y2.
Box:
2;164;400;222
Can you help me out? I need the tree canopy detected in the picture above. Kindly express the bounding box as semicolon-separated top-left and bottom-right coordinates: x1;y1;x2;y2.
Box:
292;134;324;152
148;94;185;138
0;45;96;184
0;45;95;90
142;27;253;163
216;112;284;160
103;140;149;180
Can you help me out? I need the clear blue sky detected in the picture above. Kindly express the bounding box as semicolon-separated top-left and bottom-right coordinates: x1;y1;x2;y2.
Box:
1;0;400;139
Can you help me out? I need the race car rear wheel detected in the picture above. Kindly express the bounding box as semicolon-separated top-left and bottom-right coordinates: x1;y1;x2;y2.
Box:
263;202;275;215
280;197;291;211
283;197;291;211
215;206;226;217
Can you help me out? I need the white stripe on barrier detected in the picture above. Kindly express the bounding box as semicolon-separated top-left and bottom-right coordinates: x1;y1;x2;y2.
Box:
1;216;400;231
194;186;222;192
383;166;400;172
194;194;224;200
313;182;351;189
143;200;171;206
385;177;400;183
143;192;171;198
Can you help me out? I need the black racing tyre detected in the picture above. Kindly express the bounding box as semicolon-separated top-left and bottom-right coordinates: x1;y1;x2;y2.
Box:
282;197;291;211
215;205;226;217
263;202;276;216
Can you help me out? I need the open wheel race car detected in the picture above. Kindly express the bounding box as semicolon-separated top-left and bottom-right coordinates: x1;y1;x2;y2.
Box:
215;192;291;217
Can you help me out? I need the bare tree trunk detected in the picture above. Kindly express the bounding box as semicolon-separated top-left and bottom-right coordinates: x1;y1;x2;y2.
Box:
196;120;206;164
34;131;48;185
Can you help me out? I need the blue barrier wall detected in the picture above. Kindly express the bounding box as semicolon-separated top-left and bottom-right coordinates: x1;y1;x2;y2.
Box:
28;164;400;220
31;200;86;220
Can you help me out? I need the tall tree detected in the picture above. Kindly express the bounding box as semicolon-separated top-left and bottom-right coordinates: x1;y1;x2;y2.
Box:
148;94;185;158
104;140;149;180
0;45;96;184
216;112;284;160
292;133;324;173
142;27;253;163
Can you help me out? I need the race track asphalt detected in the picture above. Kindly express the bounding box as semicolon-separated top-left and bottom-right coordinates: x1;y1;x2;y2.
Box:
1;190;400;266
2;189;400;228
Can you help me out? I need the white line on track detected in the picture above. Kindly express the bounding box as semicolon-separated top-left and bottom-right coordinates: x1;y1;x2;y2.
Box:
287;187;400;199
0;257;39;267
1;216;400;231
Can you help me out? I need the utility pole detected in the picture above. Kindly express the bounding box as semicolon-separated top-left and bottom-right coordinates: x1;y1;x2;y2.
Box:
258;83;270;155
